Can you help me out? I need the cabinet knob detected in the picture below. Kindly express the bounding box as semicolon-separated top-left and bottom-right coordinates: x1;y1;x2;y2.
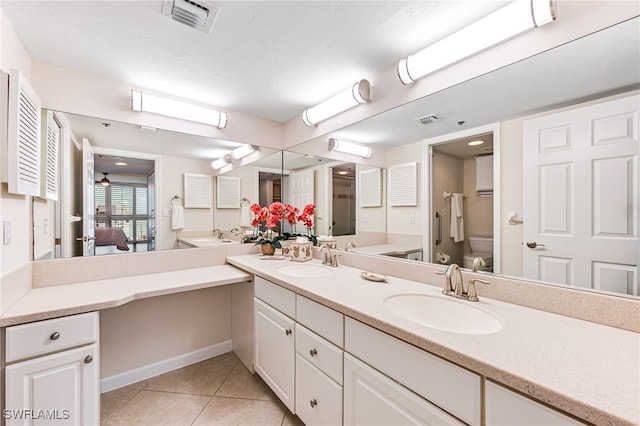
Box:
285;329;292;336
309;348;317;357
50;332;60;341
309;399;317;408
84;355;93;364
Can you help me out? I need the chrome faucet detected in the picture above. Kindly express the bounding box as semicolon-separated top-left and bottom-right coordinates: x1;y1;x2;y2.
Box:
213;229;223;239
320;244;339;267
345;241;356;251
436;263;490;302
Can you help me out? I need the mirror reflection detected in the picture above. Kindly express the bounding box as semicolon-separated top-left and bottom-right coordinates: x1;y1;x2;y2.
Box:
34;19;639;299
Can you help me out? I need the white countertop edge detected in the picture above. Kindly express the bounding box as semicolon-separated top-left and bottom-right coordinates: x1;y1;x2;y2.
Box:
0;265;251;327
226;255;639;426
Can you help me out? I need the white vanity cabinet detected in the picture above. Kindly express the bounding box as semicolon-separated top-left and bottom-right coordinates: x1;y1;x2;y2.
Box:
485;381;587;425
4;312;99;426
344;354;465;426
345;317;481;426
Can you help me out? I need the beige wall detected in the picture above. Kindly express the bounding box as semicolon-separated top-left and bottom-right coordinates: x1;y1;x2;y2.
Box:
432;151;464;265
100;286;232;378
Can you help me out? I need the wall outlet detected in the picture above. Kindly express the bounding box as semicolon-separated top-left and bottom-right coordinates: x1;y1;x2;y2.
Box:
408;214;415;224
3;220;11;245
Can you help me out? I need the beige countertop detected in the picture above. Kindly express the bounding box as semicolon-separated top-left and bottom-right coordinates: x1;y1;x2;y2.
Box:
350;243;422;256
227;254;640;426
0;265;251;327
177;236;242;248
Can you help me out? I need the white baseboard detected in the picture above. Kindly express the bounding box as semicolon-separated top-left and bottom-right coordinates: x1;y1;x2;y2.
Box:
100;340;233;393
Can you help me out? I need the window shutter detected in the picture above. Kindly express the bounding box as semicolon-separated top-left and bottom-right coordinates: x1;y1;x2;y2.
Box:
8;69;42;196
42;110;60;200
184;173;212;208
389;162;418;206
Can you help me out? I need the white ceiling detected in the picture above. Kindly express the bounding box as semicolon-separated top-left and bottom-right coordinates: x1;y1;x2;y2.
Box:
1;0;508;123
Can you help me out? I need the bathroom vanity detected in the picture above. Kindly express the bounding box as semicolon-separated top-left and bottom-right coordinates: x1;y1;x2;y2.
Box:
0;247;637;426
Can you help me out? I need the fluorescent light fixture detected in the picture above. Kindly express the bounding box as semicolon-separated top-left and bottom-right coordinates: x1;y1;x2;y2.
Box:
328;138;372;158
131;90;227;128
303;80;371;126
398;0;556;84
468;140;484;146
231;144;259;160
211;154;233;170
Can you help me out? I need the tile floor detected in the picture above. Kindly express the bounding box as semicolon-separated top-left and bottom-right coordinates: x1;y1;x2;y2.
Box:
101;352;305;425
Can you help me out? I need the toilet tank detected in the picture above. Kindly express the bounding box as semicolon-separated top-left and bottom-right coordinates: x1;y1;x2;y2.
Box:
469;237;493;254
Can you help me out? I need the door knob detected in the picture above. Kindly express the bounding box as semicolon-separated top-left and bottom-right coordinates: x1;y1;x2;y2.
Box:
526;241;546;249
76;236;96;242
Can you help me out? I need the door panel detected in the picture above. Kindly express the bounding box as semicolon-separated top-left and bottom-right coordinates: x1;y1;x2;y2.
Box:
523;95;639;295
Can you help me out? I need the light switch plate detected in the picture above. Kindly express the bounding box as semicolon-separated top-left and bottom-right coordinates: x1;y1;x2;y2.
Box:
3;220;11;245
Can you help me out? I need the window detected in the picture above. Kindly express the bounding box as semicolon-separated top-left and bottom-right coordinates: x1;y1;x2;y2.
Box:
95;182;149;245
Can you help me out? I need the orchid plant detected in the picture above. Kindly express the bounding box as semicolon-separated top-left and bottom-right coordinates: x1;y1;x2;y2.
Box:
249;202;317;247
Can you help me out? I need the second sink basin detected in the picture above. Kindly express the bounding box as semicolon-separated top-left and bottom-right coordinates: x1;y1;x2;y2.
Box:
277;265;332;278
383;294;502;334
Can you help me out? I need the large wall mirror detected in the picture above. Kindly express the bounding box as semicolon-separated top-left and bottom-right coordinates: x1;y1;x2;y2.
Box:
33;18;638;300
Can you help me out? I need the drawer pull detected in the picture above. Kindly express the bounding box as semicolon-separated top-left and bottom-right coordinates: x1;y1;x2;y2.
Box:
50;332;60;341
285;329;292;336
309;398;317;408
309;348;318;357
84;355;93;364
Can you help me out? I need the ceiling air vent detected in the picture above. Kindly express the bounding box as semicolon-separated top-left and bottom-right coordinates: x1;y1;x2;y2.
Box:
162;0;219;33
416;114;440;125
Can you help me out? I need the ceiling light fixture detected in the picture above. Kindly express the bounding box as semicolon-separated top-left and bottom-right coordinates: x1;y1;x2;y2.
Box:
231;144;259;160
114;157;128;166
131;90;227;128
468;140;484;146
211;154;233;170
398;0;556;84
303;80;371;126
100;173;111;187
328;138;372;158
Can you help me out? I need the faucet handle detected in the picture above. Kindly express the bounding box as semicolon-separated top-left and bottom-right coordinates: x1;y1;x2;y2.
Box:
436;270;455;295
467;278;490;302
330;253;341;267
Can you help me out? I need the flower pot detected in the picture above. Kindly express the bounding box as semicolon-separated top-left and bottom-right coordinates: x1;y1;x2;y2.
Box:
261;243;276;256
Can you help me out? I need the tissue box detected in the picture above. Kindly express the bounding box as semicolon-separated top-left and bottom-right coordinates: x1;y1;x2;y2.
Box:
317;237;337;249
289;242;312;262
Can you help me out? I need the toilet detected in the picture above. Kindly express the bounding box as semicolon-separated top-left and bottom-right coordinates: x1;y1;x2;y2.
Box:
463;237;493;272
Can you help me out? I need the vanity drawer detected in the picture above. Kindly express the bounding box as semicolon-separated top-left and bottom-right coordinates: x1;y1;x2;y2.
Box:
295;354;343;426
296;323;343;385
486;381;586;425
296;295;344;347
345;317;481;426
255;276;296;318
6;312;99;363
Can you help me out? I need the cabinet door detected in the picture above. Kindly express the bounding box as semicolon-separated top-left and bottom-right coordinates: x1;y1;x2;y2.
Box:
5;344;99;426
344;354;464;426
254;298;296;412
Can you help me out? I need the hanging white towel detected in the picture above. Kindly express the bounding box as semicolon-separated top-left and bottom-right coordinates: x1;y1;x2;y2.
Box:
450;193;464;242
240;205;252;228
171;206;184;230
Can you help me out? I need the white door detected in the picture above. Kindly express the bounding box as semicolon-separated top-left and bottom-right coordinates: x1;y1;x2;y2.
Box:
254;299;295;412
5;345;99;426
81;138;95;256
523;95;639;295
343;354;464;426
289;170;314;209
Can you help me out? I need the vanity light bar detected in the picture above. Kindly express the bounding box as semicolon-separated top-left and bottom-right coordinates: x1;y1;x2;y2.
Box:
131;90;227;128
303;80;371;127
231;144;259;160
211;154;233;170
398;0;556;84
328;138;372;158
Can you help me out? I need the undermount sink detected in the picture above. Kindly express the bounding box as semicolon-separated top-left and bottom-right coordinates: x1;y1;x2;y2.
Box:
383;294;502;334
276;265;332;278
